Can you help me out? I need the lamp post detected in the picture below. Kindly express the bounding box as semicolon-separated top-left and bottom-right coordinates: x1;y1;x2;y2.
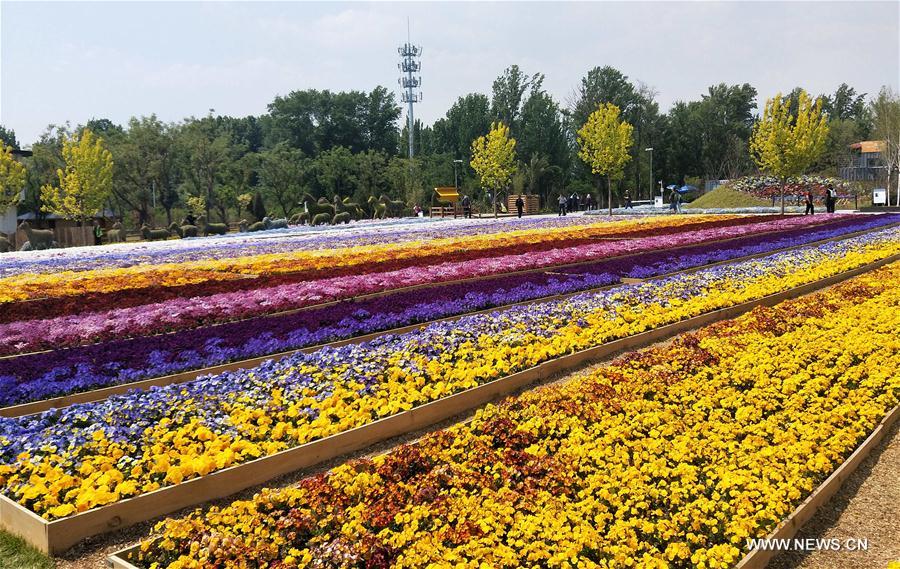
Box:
644;147;653;201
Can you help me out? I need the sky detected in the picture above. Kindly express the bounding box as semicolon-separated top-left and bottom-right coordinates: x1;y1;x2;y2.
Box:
1;1;898;146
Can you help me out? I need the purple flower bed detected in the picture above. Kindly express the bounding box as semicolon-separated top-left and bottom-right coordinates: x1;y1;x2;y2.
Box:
0;213;895;408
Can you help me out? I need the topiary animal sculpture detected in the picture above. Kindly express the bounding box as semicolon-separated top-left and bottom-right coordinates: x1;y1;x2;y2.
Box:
289;212;308;225
181;224;199;237
263;216;289;230
367;196;387;219
300;193;335;218
239;219;266;232
140;224;171;241
18;221;57;250
311;212;332;226
196;214;228;236
167;222;184;238
106;222;125;243
379;194;407;218
0;233;11;253
332;211;351;225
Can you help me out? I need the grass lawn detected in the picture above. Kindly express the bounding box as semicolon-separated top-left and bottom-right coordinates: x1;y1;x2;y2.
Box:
0;531;54;569
685;185;771;209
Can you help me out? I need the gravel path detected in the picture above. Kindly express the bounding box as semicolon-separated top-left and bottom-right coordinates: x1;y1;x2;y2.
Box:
769;419;900;569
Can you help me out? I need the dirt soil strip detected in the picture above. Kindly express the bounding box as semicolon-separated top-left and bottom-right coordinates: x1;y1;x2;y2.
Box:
767;420;900;569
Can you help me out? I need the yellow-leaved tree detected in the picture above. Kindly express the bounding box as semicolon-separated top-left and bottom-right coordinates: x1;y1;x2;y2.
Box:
750;90;829;214
577;103;633;216
0;142;27;212
40;129;114;225
471;122;517;217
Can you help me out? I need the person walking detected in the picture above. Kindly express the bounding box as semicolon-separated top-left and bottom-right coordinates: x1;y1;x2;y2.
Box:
558;193;567;216
669;191;678;213
515;195;524;218
826;184;837;213
623;190;633;209
804;190;815;215
584;193;593;211
461;194;471;218
93;220;103;246
569;191;579;213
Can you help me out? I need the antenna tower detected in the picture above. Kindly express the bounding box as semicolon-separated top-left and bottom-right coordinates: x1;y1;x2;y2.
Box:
397;19;422;159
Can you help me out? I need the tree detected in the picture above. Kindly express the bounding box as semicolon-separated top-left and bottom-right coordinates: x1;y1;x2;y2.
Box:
432;94;492;163
314;146;357;199
470;122;517;216
577;103;634;215
259;144;307;217
697;83;757;180
355;150;388;203
750;90;830;213
386;156;424;207
491;65;542;132
177;118;233;221
0;126;19;150
872;87;900;205
40;129;114;225
0;142;27;211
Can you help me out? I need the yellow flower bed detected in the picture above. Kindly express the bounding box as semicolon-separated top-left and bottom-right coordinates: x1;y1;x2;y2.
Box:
135;262;900;569
0;215;726;303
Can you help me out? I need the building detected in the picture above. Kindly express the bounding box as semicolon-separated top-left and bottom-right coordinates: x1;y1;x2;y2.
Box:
840;140;886;182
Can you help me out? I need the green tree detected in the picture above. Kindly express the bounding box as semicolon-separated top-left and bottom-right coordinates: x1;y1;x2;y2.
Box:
750;90;830;213
0;142;27;211
355;150;388;203
577;103;634;215
259;144;308;217
433;94;492;164
386;156;425;207
177;117;233;221
491;65;542;132
314;146;357;199
0;126;19;150
40;129;114;225
470;122;517;216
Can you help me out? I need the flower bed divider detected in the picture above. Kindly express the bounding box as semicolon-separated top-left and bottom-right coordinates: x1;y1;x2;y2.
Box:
3;221;894;419
2;254;897;556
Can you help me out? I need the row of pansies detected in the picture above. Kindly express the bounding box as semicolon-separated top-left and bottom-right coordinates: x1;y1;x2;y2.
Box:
1;228;897;520
729;175;855;200
131;263;900;569
1;213;894;406
0;214;624;278
0;214;844;352
0;214;748;305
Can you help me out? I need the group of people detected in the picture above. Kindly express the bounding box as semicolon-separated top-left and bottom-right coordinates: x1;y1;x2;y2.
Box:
557;192;597;216
804;184;839;215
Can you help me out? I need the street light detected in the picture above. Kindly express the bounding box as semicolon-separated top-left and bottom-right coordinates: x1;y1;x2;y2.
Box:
644;148;653;201
453;159;463;192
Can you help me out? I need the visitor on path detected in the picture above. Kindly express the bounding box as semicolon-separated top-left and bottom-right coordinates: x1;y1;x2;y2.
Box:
558;194;568;216
413;204;422;217
669;191;678;213
826;184;837;213
584;193;593;211
623;190;633;209
804;191;815;215
569;191;579;213
93;221;103;246
461;194;472;218
515;196;524;218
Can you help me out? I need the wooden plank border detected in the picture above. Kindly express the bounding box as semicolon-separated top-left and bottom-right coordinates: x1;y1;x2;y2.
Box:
734;403;900;569
2;255;897;555
5;223;897;418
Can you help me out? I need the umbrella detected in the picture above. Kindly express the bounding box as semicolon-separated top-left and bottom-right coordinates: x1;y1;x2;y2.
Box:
665;184;679;191
677;185;698;194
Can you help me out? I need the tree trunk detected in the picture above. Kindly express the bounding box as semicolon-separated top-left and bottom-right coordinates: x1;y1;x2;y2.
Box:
608;176;613;217
780;178;786;215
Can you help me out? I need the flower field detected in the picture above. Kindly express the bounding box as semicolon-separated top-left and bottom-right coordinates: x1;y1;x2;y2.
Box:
1;223;898;521
130;260;900;569
0;213;895;406
0;212;898;567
